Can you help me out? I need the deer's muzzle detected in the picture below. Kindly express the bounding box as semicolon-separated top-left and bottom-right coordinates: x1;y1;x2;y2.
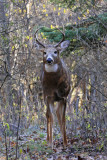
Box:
46;58;53;64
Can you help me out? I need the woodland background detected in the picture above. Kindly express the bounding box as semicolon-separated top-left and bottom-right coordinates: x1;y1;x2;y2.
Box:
0;0;107;159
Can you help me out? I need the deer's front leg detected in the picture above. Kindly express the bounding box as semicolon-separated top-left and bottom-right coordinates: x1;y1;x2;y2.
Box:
56;99;67;147
46;99;54;148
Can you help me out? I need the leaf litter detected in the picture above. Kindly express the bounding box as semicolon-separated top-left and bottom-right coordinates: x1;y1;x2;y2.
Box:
0;126;107;160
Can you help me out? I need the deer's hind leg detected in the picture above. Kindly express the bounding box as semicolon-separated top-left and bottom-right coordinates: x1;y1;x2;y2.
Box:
56;99;67;147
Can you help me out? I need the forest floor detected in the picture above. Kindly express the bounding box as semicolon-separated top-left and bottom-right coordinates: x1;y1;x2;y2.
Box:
0;125;107;160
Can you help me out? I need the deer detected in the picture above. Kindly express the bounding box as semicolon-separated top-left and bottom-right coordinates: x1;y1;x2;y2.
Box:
35;27;70;149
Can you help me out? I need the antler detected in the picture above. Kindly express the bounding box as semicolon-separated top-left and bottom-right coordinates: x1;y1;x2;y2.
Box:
35;27;65;48
35;27;45;48
54;28;65;47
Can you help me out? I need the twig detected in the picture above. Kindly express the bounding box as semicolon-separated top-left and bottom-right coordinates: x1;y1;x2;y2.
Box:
16;92;21;159
4;131;8;160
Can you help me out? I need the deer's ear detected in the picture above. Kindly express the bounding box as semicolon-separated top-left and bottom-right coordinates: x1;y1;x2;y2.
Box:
58;40;70;53
60;40;70;49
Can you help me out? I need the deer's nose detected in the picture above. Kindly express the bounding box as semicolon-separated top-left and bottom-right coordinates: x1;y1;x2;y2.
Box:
46;58;53;64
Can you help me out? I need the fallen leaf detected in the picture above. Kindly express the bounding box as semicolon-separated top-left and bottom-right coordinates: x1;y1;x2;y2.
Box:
0;157;6;160
56;156;62;160
10;141;16;147
0;137;2;141
78;156;86;160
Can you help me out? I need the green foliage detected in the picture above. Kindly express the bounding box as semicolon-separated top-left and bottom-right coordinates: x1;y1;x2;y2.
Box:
3;122;10;130
50;0;76;8
39;133;45;138
50;0;101;12
42;140;47;145
96;141;104;151
40;13;107;50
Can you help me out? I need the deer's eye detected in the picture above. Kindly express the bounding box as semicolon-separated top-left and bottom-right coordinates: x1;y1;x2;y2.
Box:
54;51;57;54
43;52;47;55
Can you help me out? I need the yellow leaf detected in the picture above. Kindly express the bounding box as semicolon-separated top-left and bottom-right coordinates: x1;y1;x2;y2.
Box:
51;25;54;29
24;9;26;13
78;17;81;20
54;7;56;11
46;14;48;16
12;46;15;51
59;7;61;10
58;12;60;16
43;9;46;12
43;4;45;8
30;37;33;40
19;9;22;13
83;14;86;17
32;116;35;121
25;44;27;47
88;139;91;143
5;13;8;17
26;36;29;39
35;114;38;119
19;148;23;154
87;9;89;14
19;0;22;3
27;116;29;120
13;102;16;106
64;9;66;13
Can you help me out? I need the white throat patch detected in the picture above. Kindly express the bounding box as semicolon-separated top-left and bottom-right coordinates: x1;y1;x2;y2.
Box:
45;64;58;73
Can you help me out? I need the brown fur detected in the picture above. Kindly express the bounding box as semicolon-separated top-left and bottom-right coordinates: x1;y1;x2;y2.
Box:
35;29;70;148
41;46;70;148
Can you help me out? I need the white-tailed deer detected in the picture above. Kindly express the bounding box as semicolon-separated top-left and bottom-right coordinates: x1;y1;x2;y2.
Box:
35;27;70;148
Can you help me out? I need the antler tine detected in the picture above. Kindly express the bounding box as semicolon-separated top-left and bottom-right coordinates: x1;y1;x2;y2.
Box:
35;27;45;48
55;28;65;47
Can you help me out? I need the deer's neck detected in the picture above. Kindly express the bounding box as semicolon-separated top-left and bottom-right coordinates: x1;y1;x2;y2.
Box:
44;63;59;73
